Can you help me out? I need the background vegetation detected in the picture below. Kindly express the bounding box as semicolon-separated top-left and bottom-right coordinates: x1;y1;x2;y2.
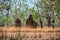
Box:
0;0;60;27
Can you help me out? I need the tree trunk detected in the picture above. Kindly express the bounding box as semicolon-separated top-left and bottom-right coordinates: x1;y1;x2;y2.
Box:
40;15;43;28
51;5;55;28
47;16;51;27
52;19;54;28
6;10;9;27
58;18;60;26
37;8;43;28
46;10;51;27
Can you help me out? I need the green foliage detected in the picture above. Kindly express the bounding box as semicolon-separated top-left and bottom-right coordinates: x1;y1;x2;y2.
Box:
0;0;60;26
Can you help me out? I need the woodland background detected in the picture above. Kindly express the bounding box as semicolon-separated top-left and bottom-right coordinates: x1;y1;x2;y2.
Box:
0;0;60;27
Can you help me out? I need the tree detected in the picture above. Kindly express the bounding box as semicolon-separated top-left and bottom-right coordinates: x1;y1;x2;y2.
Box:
55;0;60;26
40;0;56;28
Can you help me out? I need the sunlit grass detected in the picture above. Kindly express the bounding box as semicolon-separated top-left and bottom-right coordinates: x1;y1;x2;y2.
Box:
0;26;60;32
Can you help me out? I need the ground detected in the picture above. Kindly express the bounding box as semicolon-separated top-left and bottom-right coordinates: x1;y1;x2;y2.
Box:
0;26;60;40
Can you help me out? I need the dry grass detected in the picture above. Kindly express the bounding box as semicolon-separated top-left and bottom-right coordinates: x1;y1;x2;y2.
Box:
0;26;60;40
0;26;60;32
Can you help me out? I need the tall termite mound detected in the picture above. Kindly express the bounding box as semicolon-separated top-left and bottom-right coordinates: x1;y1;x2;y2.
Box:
26;15;39;28
15;18;21;27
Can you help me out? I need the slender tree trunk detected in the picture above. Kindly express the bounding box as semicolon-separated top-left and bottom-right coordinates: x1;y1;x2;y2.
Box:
6;0;10;27
6;10;9;27
51;5;55;28
58;18;60;26
47;16;51;27
40;15;43;28
14;0;17;26
46;10;51;27
37;8;43;28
